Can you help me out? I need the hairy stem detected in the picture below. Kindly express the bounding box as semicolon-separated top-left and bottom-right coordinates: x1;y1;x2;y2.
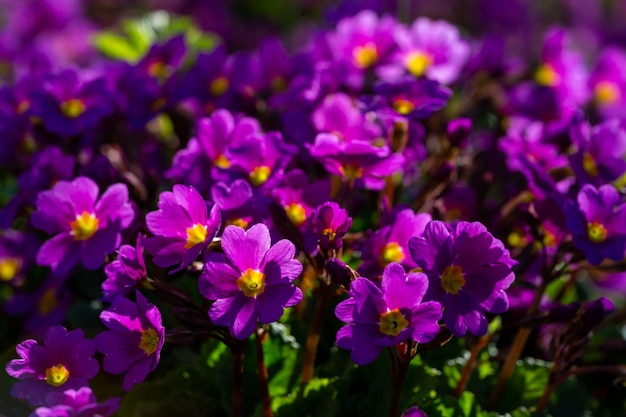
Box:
389;342;413;417
301;281;332;384
255;326;273;417
454;334;492;397
231;340;245;417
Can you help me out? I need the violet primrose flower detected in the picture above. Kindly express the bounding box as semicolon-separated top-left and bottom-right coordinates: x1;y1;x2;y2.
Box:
564;184;626;266
310;201;352;250
31;176;135;275
145;184;221;272
198;223;303;339
5;326;99;406
409;221;516;337
95;291;165;391
30;387;120;417
335;262;442;365
102;234;148;302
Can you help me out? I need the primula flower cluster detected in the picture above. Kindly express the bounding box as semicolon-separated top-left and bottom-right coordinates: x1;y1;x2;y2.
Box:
4;1;626;416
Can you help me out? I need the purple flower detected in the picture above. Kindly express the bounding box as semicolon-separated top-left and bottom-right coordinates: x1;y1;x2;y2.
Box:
0;229;39;286
310;202;352;250
95;292;165;391
358;208;431;279
31;176;135;275
5;326;99;406
409;221;516;337
381;17;469;84
589;47;626;119
198;223;303;339
30;387;120;417
402;406;428;417
307;133;405;190
311;92;380;141
30;68;114;137
335;263;442;365
564;184;626;266
327;10;397;89
102;234;148;302
569;119;626;187
372;77;451;120
145;185;221;272
166;109;261;193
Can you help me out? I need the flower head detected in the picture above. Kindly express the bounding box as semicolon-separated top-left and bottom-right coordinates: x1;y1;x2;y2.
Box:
198;223;303;339
30;176;135;275
409;221;516;337
102;234;148;302
310;202;352;250
335;263;442;365
145;185;221;272
30;387;120;417
564;184;626;265
95;291;165;391
6;326;99;406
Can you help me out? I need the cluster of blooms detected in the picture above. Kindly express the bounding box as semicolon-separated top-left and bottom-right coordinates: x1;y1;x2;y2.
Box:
2;0;626;415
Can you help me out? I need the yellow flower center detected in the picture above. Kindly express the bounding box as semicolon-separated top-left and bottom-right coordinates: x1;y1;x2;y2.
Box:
70;212;99;241
45;364;70;387
228;217;249;229
379;308;410;336
507;227;528;248
392;98;415;115
339;165;363;181
353;43;379;68
0;257;21;281
237;268;266;297
380;242;405;266
587;222;608;243
249;165;272;186
534;64;561;87
185;223;208;249
210;76;229;96
39;288;58;315
60;99;86;118
147;60;168;79
440;265;465;295
139;328;160;356
582;152;599;177
214;154;231;169
17;100;30;114
285;202;307;226
405;51;433;77
321;228;336;241
594;81;621;104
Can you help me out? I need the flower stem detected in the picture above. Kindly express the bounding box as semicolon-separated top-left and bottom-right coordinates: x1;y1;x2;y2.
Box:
488;281;547;409
301;280;332;384
454;334;492;397
256;326;273;417
389;342;413;417
231;339;245;417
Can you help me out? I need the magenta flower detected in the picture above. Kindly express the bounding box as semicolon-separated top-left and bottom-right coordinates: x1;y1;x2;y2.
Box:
409;221;516;337
145;184;221;272
102;234;148;302
307;133;405;190
30;387;120;417
589;47;626;119
5;326;99;406
198;223;303;339
335;263;442;365
402;406;428;417
310;201;352;250
382;17;469;84
358;208;431;279
95;292;164;391
564;184;626;266
30;176;135;275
